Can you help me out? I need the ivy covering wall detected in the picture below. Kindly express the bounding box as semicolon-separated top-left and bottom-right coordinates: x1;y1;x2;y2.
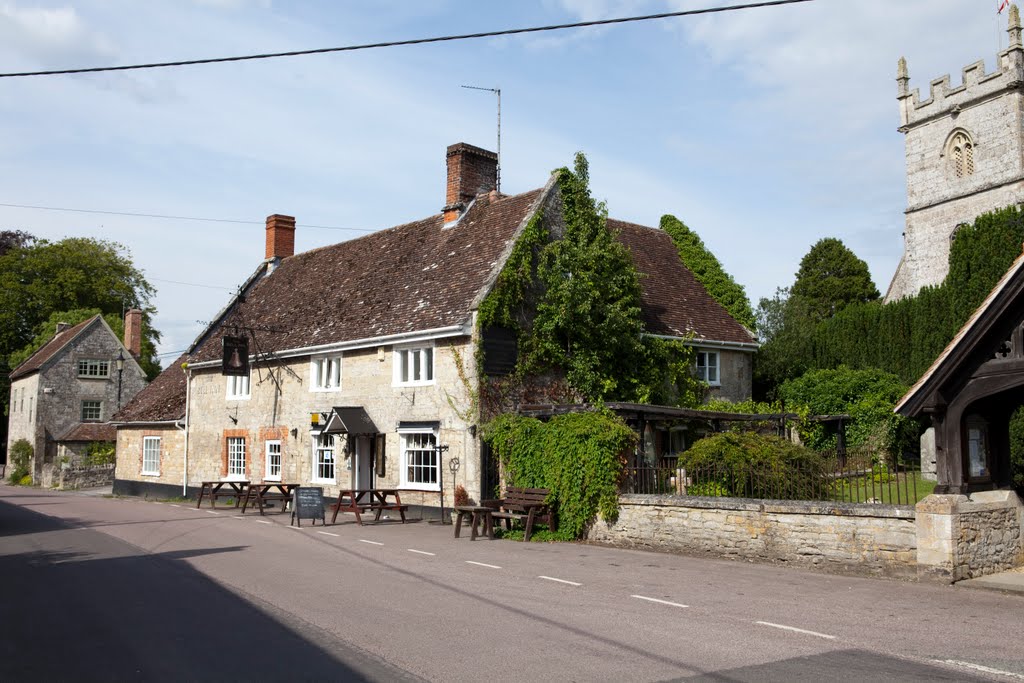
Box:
477;153;704;408
483;410;637;539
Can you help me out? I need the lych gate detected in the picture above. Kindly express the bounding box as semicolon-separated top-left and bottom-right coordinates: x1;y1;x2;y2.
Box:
897;253;1024;580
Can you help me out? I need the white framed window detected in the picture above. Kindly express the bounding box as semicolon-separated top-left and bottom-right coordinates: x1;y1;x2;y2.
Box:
393;345;434;386
265;440;282;482
310;355;342;391
696;351;720;385
78;359;110;378
227;437;247;479
142;436;161;476
399;428;438;490
312;433;336;483
81;400;102;421
226;371;251;399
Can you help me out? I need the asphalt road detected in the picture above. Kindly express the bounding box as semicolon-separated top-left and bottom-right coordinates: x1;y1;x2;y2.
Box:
1;485;1021;682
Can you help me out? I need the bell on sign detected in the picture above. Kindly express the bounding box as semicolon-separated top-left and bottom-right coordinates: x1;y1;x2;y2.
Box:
222;336;249;376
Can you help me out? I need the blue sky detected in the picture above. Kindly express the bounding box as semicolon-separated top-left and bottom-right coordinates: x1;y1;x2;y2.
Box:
0;0;1011;363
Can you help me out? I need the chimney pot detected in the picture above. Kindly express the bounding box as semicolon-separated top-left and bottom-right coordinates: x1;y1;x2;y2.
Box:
265;214;296;260
124;309;142;359
443;143;497;222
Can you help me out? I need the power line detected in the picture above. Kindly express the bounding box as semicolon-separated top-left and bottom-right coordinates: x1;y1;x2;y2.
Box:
0;1;813;79
0;202;376;232
149;277;235;292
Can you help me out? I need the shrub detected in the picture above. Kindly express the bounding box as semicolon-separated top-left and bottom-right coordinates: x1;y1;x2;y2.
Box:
678;431;826;500
483;409;637;540
8;438;32;484
453;484;470;507
84;442;115;466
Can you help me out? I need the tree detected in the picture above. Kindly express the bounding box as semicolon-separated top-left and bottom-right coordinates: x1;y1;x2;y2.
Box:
0;230;33;257
791;238;879;321
753;287;817;397
659;214;756;331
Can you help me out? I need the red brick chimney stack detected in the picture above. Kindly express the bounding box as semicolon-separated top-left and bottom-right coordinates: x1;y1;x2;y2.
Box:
443;143;498;222
124;308;142;358
265;214;296;260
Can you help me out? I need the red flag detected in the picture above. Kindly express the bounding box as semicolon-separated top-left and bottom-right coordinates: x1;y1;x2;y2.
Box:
999;0;1010;13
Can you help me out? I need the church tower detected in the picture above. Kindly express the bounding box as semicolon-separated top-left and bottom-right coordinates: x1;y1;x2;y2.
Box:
886;5;1024;301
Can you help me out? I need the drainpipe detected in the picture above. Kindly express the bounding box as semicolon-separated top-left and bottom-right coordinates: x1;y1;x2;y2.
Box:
181;364;192;497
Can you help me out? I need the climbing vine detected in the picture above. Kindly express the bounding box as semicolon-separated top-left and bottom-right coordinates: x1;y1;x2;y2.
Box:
476;153;704;408
483;410;637;539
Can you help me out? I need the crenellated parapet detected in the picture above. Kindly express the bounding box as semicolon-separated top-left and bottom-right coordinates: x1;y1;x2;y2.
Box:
898;4;1024;130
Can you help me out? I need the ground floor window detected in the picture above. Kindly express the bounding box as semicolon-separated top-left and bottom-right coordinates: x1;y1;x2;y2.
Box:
227;437;246;479
265;440;282;481
313;433;336;482
400;429;438;489
142;436;161;475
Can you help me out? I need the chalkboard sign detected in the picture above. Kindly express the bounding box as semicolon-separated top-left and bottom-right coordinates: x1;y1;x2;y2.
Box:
291;486;325;527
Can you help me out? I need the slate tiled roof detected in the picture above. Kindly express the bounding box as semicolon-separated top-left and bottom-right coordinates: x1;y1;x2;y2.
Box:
190;189;546;361
9;316;99;380
188;184;755;364
112;354;188;423
611;220;757;345
57;422;116;442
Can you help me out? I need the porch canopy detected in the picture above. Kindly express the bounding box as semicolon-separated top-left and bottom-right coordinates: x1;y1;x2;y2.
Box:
896;252;1024;494
322;406;379;435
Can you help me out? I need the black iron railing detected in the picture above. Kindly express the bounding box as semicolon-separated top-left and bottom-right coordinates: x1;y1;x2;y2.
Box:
623;457;922;505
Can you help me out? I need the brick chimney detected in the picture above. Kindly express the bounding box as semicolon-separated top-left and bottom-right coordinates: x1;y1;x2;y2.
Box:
443;143;498;222
265;214;296;260
124;309;142;358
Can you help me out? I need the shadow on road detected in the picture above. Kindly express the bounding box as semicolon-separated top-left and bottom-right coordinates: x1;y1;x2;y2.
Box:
0;495;417;682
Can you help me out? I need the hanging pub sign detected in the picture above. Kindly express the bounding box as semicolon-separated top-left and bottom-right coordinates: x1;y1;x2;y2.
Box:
222;335;249;376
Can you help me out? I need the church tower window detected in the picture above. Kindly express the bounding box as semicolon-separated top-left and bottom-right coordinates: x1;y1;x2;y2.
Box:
949;131;975;178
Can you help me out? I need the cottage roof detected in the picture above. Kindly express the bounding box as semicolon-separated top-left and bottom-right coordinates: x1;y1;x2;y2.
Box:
895;250;1024;416
9;316;99;380
188;182;756;364
611;220;757;346
112;354;188;424
57;422;116;442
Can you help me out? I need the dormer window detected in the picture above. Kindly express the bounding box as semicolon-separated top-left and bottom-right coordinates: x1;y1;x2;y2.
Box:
949;131;975;179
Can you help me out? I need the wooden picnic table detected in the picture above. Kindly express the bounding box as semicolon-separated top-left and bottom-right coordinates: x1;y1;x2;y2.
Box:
329;488;408;525
241;482;299;515
196;480;249;509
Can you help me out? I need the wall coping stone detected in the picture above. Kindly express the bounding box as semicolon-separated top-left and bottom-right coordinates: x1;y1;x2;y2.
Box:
619;494;916;520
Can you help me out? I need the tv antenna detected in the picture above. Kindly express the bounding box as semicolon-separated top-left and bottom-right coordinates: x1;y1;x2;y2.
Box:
461;85;501;193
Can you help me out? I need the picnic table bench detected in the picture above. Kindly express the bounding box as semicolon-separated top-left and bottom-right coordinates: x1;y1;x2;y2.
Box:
196;480;249;509
329;489;409;526
241;482;298;515
482;486;555;542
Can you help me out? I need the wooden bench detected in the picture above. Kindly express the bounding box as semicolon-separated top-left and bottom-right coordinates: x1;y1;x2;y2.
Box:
483;486;555;542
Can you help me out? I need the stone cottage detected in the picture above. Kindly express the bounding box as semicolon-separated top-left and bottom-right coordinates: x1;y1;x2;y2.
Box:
7;311;149;486
112;143;756;507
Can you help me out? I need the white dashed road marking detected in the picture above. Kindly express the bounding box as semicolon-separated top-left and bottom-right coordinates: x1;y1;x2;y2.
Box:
407;549;435;556
255;520;272;525
755;621;835;640
466;561;502;569
631;595;688;609
942;660;1024;680
538;575;581;586
169;504;181;508
205;510;220;515
317;531;339;537
359;539;384;546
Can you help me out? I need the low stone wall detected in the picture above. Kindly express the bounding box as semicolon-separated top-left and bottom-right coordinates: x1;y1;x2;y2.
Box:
586;494;918;578
58;464;115;490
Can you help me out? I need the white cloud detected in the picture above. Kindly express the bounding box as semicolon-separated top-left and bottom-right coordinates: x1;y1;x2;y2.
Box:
0;3;115;67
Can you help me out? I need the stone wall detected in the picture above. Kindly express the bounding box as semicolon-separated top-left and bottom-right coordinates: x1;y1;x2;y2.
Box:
58;464;115;490
916;491;1024;581
115;425;186;492
703;349;754;403
587;494;917;578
